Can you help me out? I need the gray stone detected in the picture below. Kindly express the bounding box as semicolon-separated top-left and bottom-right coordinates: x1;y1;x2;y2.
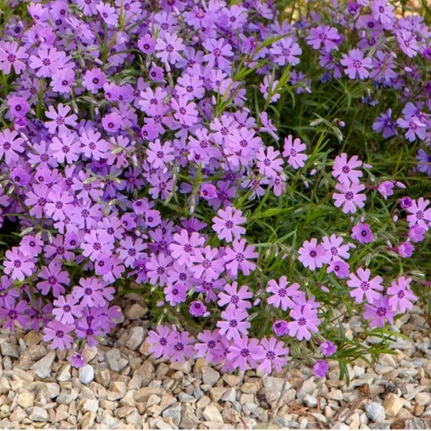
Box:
105;349;129;372
180;404;199;429
31;352;55;378
202;366;220;387
82;399;99;413
17;392;34;409
304;394;318;408
126;327;145;351
162;403;181;426
203;404;223;423
1;342;19;358
79;364;95;384
297;378;316;399
29;407;49;422
365;402;386;422
57;364;71;382
124;303;148;320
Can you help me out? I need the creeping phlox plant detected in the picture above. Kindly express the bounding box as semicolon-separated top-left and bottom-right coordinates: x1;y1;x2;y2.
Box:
1;0;431;378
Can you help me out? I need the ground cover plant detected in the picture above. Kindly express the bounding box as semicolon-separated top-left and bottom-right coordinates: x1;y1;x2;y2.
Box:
1;0;431;380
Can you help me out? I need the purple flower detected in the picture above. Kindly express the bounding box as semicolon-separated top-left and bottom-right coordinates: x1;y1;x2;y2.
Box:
288;302;320;341
226;336;265;371
203;38;233;72
191;246;225;281
217;306;250;340
333;182;366;214
313;360;330;378
397;117;426;142
283;135;307;169
0;128;24;164
406;198;431;230
218;282;253;310
0;41;28;75
0;299;31;332
377;181;394;199
72;278;106;308
70;352;85;368
370;0;395;26
4;248;35;282
320;341;337;357
363;295;397;328
258;337;289;374
327;260;350;279
306;25;341;51
155;33;185;65
170;229;205;266
373;109;397;138
298;238;330;271
82;68;106;93
347;268;383;304
266;276;302;310
164;283;188;306
170;331;194;363
147;325;176;360
321;234;355;261
43;321;75;350
416;149;431;175
146;253;172;286
272;320;289;336
257;146;284;178
340;49;373;80
223;239;259;278
53;294;82;324
351;222;374;243
189;300;207;317
387;276;417;313
409;225;425;243
45;103;77;134
195;330;223;364
38;261;70;298
332;153;363;185
212;207;246;243
397;242;414;258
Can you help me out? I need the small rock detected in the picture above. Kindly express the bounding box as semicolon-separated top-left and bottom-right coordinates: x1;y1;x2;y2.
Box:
202;366;220;387
29;407;49;422
297;377;316;399
383;394;403;417
31;352;55;378
124;303;148;320
57;364;71;382
262;377;286;393
95;369;110;387
365;402;386;422
105;349;129;372
180;404;199;429
327;389;343;401
134;387;162;402
79;365;95;384
241;382;259;394
126;327;145;351
17;392;34;410
304;394;318;408
354;366;365;378
82;399;99;413
223;375;241;387
154;419;172;430
415;392;431;407
24;331;41;347
1;342;19;358
162;403;181;426
203;404;223;423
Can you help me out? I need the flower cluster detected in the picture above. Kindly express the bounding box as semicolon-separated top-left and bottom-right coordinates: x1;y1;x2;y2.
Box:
0;0;430;378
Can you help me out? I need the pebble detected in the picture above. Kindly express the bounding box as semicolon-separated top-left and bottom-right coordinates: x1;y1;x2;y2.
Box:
365;402;386;422
304;394;318;408
383;394;403;417
105;349;129;372
203;404;223;423
126;327;145;351
124;304;148;320
29;407;49;422
202;366;220;387
17;392;34;409
79;365;95;384
30;352;55;379
415;392;431;406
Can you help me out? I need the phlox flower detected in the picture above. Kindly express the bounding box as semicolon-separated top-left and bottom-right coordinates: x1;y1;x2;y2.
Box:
377;181;394;199
313;360;329;378
258;337;289;374
333;182;366;214
147;325;177;360
256;146;283;178
298;238;330;271
0;299;31;332
270;37;302;66
147;139;174;170
4;248;35;282
37;260;70;298
170;331;195;363
212;206;246;243
306;25;341;51
0;129;24;164
0;41;28;75
266;276;302;310
351;222;374;243
320;340;337;357
146;253;172;286
321;234;355;261
72;277;106;308
260;75;280;102
396;29;418;58
408;225;426;243
370;0;395;26
406;197;431;230
164;283;188;306
363;295;397;328
340;49;373;79
283;135;307;169
288;303;320;341
373;109;397;138
218;282;253;310
387;276;417;313
217;306;250;340
191;246;225;281
155;32;185;65
272;320;289;336
189;300;207;317
226;336;265;371
397;242;414;258
195;330;224;364
20;234;43;258
347;268;383;304
332;153;363;185
53;294;82;324
50;133;81;164
42;321;75;350
45;103;77;134
397;116;427;142
223;239;258;278
170;229;205;266
202;38;233;72
327;260;350;279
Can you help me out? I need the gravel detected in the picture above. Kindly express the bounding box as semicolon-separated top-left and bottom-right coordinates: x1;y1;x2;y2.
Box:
0;306;431;429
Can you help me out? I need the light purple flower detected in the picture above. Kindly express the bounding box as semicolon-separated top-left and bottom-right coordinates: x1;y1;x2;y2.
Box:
340;49;373;79
226;336;265;371
298;238;330;271
217;306;250;340
363;295;397;328
333;182;366;214
347;268;383;304
266;276;302;310
387;276;417;313
212;207;246;243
